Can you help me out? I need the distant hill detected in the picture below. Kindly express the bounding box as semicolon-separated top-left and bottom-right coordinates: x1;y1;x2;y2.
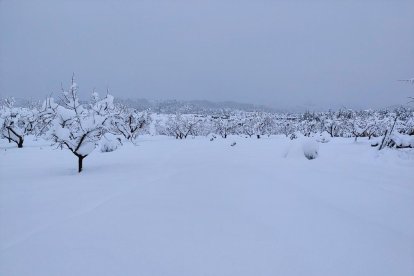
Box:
114;98;279;114
6;96;413;115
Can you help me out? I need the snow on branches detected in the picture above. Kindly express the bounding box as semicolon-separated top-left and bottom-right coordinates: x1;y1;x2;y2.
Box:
0;97;37;148
110;105;151;142
1;83;414;173
47;78;116;172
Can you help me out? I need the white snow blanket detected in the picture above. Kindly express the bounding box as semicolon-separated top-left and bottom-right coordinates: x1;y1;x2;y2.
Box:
0;135;413;276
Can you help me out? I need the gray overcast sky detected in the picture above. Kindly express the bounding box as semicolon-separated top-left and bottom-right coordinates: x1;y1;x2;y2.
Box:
0;0;413;110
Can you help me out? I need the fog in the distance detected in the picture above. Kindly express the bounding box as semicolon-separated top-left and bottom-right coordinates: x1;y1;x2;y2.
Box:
0;0;413;110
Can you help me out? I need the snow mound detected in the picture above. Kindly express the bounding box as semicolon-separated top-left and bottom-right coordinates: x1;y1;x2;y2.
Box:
284;137;319;160
100;134;122;153
302;139;319;160
389;133;414;148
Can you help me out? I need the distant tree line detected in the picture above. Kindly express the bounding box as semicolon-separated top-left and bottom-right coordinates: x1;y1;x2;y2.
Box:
1;77;413;172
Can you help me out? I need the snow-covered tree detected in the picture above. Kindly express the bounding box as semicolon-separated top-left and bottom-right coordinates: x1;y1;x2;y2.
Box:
237;113;274;138
213;115;240;138
254;113;274;138
298;111;322;137
164;113;201;139
111;105;151;142
240;116;255;137
0;97;37;148
47;78;115;172
278;121;295;138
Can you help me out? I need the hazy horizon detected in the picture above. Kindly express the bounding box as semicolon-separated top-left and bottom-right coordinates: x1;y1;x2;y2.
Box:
1;0;413;110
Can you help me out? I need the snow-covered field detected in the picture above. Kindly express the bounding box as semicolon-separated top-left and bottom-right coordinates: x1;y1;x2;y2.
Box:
0;136;413;276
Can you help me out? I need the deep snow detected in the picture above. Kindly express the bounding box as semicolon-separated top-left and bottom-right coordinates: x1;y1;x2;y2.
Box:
0;135;413;276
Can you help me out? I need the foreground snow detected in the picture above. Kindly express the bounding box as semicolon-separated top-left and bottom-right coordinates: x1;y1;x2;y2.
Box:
0;136;413;276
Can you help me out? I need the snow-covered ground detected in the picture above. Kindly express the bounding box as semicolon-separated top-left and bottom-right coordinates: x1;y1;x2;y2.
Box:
1;136;413;276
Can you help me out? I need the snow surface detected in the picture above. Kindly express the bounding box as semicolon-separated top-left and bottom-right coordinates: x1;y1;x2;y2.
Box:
0;135;413;276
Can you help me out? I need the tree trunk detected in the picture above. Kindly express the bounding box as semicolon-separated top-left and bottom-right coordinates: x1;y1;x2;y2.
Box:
78;156;84;173
379;130;388;150
17;138;23;148
7;128;11;143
